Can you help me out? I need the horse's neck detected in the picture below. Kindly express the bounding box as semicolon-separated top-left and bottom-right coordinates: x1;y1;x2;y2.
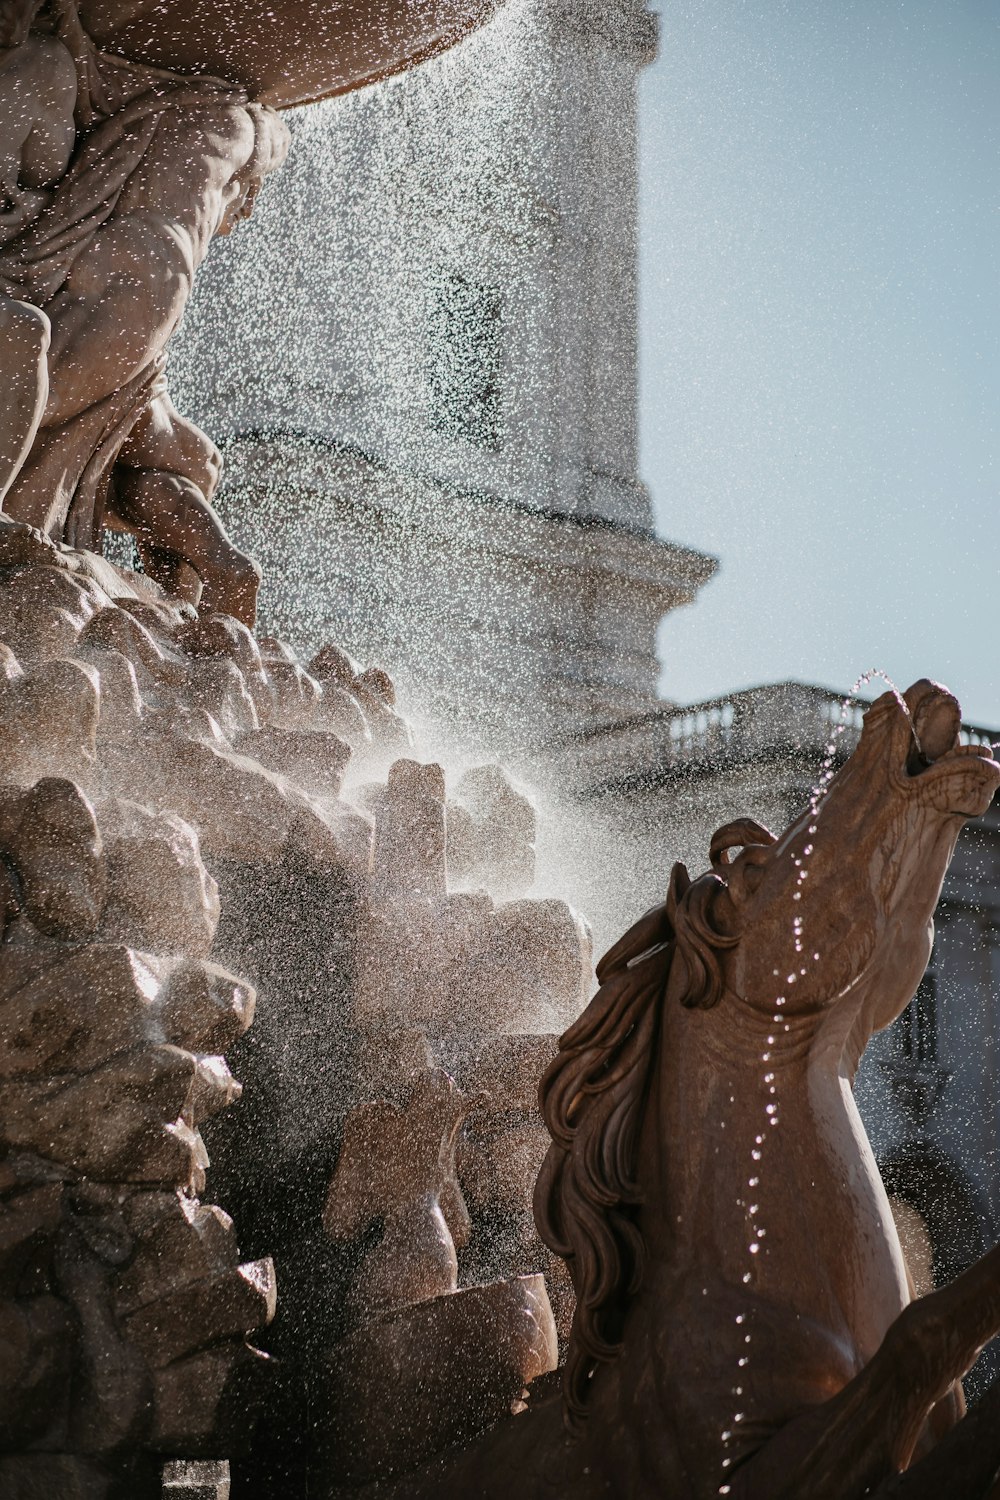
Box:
641;997;910;1365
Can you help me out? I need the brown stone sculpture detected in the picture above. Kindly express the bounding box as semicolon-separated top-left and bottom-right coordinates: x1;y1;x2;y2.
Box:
324;1067;473;1316
395;680;1000;1500
73;0;503;110
322;1066;557;1487
0;0;504;625
0;772;275;1496
0;0;289;622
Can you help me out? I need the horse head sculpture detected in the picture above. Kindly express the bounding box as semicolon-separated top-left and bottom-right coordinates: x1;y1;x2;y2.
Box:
410;681;1000;1500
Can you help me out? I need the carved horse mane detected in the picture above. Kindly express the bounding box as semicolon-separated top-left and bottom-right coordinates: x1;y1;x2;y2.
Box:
533;819;776;1424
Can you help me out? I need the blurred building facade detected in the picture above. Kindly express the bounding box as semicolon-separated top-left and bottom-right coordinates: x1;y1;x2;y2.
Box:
173;0;714;749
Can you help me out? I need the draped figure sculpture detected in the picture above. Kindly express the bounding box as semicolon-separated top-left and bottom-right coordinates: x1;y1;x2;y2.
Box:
0;0;288;622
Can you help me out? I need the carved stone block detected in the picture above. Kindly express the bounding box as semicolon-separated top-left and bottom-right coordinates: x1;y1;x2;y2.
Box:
447;763;536;898
183;658;259;740
0;778;106;939
150;1341;270;1456
0;656;100;785
162;1458;231;1499
123;1258;276;1369
318;1276;557;1485
0;565;97;664
238;725;352;801
157;960;256;1054
115;1195;238;1317
0;1046;201;1184
373;758;447;896
0;944;161;1078
101;805;220;958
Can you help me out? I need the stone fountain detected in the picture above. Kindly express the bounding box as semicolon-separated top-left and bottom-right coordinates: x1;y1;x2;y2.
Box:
3;4;1000;1500
0;2;573;1495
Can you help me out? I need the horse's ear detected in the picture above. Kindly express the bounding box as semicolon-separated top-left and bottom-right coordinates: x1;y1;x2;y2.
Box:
709;819;776;873
595;896;674;984
665;861;690;922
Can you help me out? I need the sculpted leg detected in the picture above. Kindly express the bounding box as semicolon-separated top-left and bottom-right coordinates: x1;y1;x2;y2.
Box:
111;468;261;625
0;299;50;506
732;1245;1000;1500
109;398;261;625
875;1379;1000;1499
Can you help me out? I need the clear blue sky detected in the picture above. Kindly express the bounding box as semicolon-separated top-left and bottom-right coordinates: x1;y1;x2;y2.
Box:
639;0;999;726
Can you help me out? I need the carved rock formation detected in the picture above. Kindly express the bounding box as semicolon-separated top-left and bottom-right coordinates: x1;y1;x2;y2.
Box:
0;774;273;1495
0;534;587;1495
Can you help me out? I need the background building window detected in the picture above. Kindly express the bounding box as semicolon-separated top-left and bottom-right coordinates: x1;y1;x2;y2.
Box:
894;970;938;1063
427;269;504;451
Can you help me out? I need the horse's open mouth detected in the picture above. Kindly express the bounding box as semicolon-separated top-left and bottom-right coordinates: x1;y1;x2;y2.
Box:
902;686;999;780
907;740;999;777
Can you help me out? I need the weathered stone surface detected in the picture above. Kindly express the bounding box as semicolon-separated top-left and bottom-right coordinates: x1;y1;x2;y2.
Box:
458;1123;550;1217
54;1235;151;1455
123;1257;276;1369
0;1046;199;1183
288;799;373;872
116;1195;238;1317
355;892;490;1031
239;724;352;801
356;893;587;1035
132;729;365;867
79;608;187;691
115;596;193;642
0;565;98;663
259;653;321;730
0;1293;73;1445
311;681;371;747
453;1035;558;1115
0;861;18;937
0;657;100;785
325;1070;471;1317
184;658;259;741
319;1276;557;1484
487;898;591;1032
308;641;358;689
150;1341;270;1456
0;521;65;573
79;648;145;743
349;663;399;730
373;759;447;897
353;1027;434;1105
448;763;536;899
0;1454;111;1499
0;779;106;939
183;1055;241;1128
0;641;21;683
178;613;265;685
0;945;161;1078
101;804;220;957
157;960;255;1054
162;1458;231;1499
0;1181;63;1287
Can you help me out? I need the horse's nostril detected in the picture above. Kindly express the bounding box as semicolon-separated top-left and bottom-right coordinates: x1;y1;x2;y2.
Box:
902;683;961;768
913;694;961;764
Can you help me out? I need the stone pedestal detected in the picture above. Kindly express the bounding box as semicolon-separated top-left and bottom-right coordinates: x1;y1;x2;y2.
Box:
318;1276;556;1487
162;1460;231;1499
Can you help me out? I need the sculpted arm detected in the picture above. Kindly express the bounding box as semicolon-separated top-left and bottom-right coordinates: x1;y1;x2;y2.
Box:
0;27;76;506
